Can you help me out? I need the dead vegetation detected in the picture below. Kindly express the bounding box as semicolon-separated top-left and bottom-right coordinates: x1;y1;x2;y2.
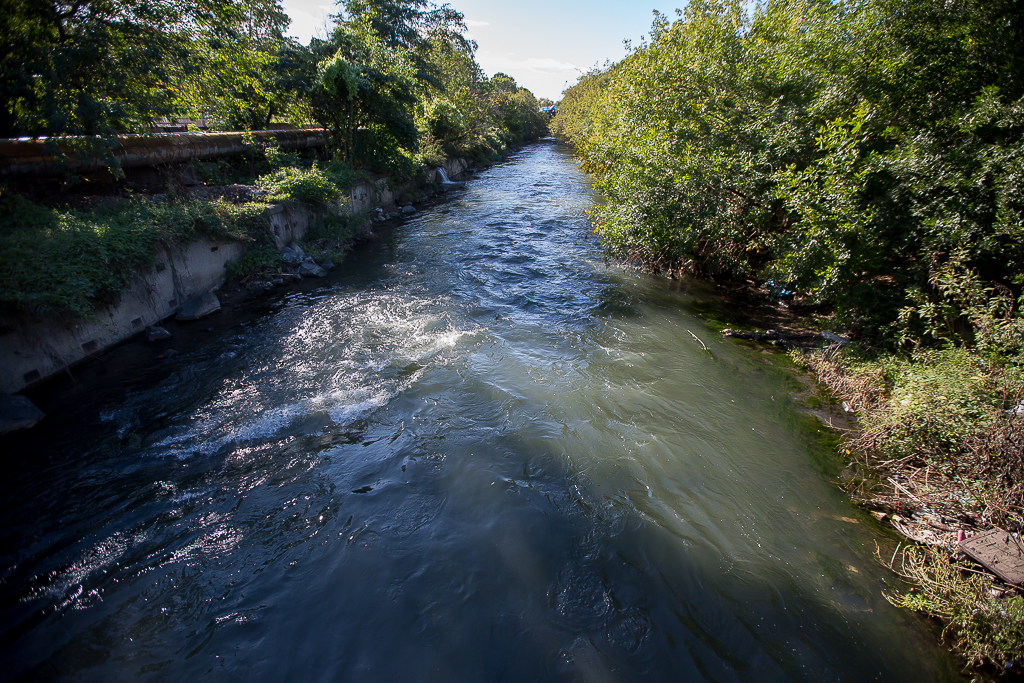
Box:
796;345;1024;668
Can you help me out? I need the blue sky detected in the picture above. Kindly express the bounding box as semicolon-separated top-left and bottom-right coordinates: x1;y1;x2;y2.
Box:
281;0;685;101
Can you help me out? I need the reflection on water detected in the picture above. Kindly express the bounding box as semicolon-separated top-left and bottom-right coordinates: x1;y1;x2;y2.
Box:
0;141;959;681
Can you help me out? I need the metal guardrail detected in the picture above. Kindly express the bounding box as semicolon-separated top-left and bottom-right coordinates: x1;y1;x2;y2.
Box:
0;129;329;177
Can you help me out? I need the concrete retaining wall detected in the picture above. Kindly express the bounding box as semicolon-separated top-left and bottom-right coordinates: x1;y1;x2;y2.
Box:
0;238;245;392
266;203;318;250
0;158;469;394
348;178;395;215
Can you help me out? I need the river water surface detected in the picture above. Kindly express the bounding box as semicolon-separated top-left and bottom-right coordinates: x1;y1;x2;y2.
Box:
1;141;961;681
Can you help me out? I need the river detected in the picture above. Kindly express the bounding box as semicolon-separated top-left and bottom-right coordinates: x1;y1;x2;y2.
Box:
0;140;961;681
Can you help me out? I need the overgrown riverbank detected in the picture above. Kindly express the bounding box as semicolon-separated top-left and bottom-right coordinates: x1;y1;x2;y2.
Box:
797;343;1024;670
0;154;357;319
697;280;1024;670
1;137;494;321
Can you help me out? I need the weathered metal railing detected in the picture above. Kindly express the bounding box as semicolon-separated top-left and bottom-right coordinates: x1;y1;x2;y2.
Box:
0;129;329;177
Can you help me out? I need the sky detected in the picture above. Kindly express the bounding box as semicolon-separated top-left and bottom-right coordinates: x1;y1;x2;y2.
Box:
280;0;685;101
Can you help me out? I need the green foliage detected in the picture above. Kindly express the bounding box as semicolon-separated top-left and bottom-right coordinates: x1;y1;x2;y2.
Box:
322;160;361;190
171;0;290;130
1;0;291;138
0;195;268;316
884;544;1024;667
418;139;447;167
264;140;300;169
864;348;1016;459
255;165;343;205
564;0;1024;348
899;252;1024;357
305;213;362;245
307;25;419;164
3;0;543;184
224;244;283;280
422;98;465;141
550;68;614;151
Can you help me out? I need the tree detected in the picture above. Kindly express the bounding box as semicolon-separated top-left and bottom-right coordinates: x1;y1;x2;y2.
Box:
172;0;291;130
308;21;417;165
563;0;1024;344
0;0;292;137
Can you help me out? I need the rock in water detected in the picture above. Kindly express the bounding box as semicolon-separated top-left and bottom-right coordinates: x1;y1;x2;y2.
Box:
0;394;45;434
298;261;326;278
401;205;415;214
321;257;335;271
146;326;172;342
176;292;221;321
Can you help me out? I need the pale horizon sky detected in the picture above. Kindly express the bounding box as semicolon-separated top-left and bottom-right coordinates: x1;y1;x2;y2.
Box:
280;0;685;101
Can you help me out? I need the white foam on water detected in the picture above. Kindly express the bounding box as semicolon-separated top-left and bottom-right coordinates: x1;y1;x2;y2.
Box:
146;291;479;459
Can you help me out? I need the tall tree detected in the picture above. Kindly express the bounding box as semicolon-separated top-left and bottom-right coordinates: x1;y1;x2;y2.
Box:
172;0;291;129
0;0;240;137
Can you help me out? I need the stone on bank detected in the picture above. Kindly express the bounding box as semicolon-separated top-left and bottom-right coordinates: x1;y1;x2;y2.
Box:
176;292;221;321
0;394;45;435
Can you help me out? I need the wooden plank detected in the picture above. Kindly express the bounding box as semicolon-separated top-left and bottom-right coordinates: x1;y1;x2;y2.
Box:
959;528;1024;585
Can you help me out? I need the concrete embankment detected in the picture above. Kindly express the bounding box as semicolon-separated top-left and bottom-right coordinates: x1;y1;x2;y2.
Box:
0;157;469;397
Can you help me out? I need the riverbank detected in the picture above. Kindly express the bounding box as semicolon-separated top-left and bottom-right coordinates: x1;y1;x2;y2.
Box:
0;153;473;398
697;279;1024;670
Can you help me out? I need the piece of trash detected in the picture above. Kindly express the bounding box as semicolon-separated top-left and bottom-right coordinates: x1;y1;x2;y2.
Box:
842;401;852;412
959;527;1024;585
821;331;849;345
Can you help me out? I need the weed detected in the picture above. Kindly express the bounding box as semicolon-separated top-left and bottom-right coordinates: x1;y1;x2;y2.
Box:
255;165;342;206
881;543;1024;667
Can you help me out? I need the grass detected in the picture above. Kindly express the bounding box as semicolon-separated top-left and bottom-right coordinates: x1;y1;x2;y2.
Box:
881;543;1024;668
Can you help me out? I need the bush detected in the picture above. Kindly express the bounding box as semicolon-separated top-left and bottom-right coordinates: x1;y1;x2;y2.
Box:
863;349;1012;459
423;98;465;142
255;165;342;206
419;139;447;168
883;544;1024;667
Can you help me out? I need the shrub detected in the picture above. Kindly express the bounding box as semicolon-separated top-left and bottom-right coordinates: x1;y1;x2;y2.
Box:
256;165;342;206
419;139;446;168
883;544;1024;667
863;348;1011;459
423;98;465;142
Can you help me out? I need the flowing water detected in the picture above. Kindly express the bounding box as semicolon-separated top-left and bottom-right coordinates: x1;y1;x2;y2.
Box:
1;141;961;681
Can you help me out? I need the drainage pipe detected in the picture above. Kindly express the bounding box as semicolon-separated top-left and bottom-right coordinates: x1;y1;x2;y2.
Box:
0;129;329;177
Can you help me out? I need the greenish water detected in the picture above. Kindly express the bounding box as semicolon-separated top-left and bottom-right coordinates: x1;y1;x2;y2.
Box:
0;141;961;681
